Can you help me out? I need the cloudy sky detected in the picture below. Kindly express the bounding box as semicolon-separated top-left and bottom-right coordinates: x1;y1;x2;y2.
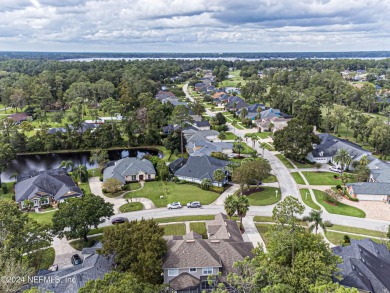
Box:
0;0;389;52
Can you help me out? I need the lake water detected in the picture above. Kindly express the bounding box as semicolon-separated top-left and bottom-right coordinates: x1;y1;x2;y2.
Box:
1;148;161;182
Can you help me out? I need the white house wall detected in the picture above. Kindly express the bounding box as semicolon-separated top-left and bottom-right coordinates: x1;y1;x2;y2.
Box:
357;194;388;201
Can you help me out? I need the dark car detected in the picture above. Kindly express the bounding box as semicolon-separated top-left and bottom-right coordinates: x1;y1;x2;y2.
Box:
111;217;128;224
187;201;201;208
71;254;83;266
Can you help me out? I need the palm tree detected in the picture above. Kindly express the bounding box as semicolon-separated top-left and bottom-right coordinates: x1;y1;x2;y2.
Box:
251;134;258;148
303;210;326;234
240;107;248;120
340;173;350;191
213;169;225;187
333;149;352;175
73;164;88;183
260;142;267;157
237;195;250;230
224;195;237;219
60;160;75;172
360;155;369;166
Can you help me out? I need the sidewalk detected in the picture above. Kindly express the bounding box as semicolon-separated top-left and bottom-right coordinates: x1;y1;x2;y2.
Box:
211;184;240;206
242;216;267;251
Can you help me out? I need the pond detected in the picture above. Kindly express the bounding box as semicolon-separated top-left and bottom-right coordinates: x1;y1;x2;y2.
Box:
1;148;162;182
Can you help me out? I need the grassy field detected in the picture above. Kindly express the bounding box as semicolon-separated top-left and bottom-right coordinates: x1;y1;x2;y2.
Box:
293;160;316;168
163;223;186;236
302;172;356;185
253;216;274;222
128;182;142;190
219;70;247;87
275;154;294;169
312;189;365;218
224;131;238;140
124;181;219;207
119;202;144;212
253;132;271;139
300;189;321;211
152;215;216;224
263;143;275;151
87;168;101;177
78;181;91;195
190;222;207;238
291;172;306;184
255;224;271;244
325;231;385;246
328;225;386;238
28;211;55;225
262;174;278;183
246;187;281;206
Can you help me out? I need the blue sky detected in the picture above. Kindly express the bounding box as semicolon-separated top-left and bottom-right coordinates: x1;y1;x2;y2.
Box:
0;0;389;52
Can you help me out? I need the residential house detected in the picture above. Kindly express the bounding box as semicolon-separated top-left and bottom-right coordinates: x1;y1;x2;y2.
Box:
162;213;253;292
306;133;372;166
155;90;177;101
15;169;83;210
184;129;232;157
103;157;156;184
224;96;248;111
236;103;265;120
8;112;32;124
48;122;98;134
194;120;211;130
162;97;188;107
255;116;291;133
346;182;390;202
172;155;229;186
332;239;390;293
212;92;226;100
32;242;113;293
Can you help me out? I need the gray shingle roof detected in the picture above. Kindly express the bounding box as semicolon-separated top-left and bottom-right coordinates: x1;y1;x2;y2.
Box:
15;169;82;203
371;169;390;183
103;157;156;184
170;273;200;291
173;155;228;181
347;182;390;195
332;239;390;293
33;242;113;293
311;133;371;159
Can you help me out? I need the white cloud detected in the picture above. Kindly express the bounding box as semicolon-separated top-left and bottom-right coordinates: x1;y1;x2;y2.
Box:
0;0;389;52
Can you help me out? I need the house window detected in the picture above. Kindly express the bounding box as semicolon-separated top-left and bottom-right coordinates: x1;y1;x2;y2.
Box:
202;267;213;275
131;175;136;181
189;268;197;273
168;269;179;276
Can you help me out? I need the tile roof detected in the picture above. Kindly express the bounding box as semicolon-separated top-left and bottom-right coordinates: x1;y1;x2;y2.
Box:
15;169;82;203
103;157;156;184
332;239;390;293
173;155;228;181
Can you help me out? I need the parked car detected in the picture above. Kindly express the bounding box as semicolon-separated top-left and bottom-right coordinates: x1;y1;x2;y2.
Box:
71;254;83;266
167;202;182;209
228;154;236;158
329;166;341;173
111;217;128;224
187;201;201;208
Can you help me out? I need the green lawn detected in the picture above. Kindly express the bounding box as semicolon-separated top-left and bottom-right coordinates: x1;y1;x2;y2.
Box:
302;172;356;185
87;168;101;177
325;231;385;246
312;189;365;218
190;222;207;238
224;131;238;140
155;146;182;163
78;181;91;195
291;172;306;185
263;143;275;151
163;223;186;236
28;211;55;225
152;215;215;223
293;160;316;168
119;202;143;213
253;216;274;222
275;154;295;169
300;189;321;210
255;224;271;244
328;225;385;238
246;187;281;206
124;181;219;208
253;132;271;139
235;143;255;155
128;182;142;190
262;174;278;183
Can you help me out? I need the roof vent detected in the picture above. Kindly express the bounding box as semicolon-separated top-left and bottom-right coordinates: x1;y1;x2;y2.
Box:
211;240;220;243
186;240;195;243
228;232;231;238
224;222;227;227
352;265;355;270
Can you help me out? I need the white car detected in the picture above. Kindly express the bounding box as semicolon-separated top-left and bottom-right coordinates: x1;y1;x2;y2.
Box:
329;166;341;173
167;202;182;209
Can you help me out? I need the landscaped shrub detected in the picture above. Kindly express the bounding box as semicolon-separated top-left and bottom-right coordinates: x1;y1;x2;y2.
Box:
336;185;342;190
324;189;339;204
2;183;8;194
210;186;224;194
324;220;333;227
102;178;122;193
200;179;212;190
342;235;351;246
333;174;339;179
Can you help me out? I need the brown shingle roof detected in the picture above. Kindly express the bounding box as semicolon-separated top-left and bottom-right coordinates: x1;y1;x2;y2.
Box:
206;213;243;242
170;273;200;291
8;112;30;122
